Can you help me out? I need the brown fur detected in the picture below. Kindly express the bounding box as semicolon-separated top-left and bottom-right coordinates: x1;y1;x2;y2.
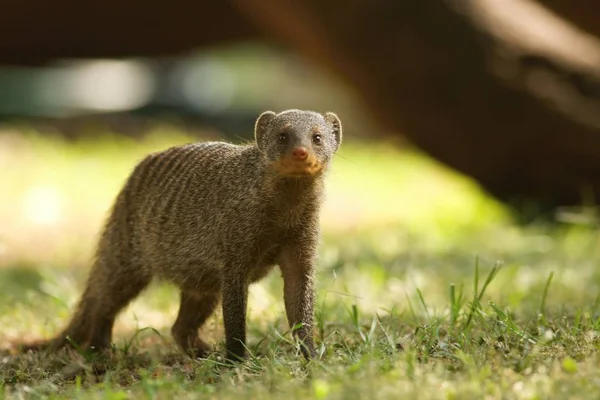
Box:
16;109;342;361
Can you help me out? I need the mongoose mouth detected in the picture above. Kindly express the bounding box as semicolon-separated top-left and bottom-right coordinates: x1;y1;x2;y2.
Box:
271;158;324;178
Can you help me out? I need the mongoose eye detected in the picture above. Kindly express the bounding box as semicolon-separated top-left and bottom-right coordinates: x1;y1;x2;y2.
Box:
279;132;288;142
312;134;322;144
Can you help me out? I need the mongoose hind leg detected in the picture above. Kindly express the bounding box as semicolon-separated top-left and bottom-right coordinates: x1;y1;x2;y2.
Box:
171;291;220;358
84;268;152;352
41;261;152;355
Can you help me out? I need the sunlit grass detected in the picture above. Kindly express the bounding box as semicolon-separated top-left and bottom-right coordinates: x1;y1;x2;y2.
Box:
1;127;599;399
0;127;509;266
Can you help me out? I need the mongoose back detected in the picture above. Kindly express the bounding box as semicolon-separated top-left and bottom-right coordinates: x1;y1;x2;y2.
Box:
18;109;342;361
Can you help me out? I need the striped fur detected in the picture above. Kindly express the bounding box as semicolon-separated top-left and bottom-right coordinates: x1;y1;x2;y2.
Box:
17;110;342;361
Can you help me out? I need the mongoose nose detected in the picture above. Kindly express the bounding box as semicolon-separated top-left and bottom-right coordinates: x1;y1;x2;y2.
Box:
292;147;308;161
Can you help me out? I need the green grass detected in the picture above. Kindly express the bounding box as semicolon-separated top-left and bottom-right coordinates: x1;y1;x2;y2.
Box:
1;128;600;399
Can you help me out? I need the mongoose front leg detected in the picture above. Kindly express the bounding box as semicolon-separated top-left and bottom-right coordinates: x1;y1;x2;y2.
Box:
279;244;317;360
221;272;249;361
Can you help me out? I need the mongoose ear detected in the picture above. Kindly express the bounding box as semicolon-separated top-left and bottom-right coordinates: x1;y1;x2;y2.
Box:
324;112;342;152
255;111;277;150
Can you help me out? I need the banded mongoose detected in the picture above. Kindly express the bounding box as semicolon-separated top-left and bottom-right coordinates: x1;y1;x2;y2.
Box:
19;109;342;361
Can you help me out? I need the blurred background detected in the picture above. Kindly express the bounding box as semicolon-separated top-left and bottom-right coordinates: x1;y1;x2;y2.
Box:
1;0;600;346
1;0;599;210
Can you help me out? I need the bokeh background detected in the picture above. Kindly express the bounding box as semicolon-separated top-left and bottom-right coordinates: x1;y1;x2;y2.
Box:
1;0;600;376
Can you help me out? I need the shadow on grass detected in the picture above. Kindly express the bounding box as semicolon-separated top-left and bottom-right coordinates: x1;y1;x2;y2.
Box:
1;333;228;388
1;324;291;388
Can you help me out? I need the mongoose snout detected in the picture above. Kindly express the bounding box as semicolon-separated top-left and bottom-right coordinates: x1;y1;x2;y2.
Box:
16;109;342;363
274;146;320;177
291;147;308;161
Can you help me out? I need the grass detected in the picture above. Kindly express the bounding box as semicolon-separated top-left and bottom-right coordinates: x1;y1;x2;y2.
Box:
1;126;600;399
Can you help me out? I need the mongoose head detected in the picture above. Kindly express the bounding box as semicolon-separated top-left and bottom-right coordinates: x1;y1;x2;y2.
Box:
254;109;342;178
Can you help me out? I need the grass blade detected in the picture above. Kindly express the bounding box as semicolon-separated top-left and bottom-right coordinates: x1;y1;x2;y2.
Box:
539;271;555;322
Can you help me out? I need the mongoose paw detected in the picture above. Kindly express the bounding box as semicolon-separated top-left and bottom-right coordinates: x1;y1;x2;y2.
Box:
302;347;318;361
176;336;213;359
189;344;212;360
11;339;58;354
224;347;247;365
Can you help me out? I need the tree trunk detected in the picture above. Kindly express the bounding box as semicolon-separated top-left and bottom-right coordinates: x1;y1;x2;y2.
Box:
233;0;600;210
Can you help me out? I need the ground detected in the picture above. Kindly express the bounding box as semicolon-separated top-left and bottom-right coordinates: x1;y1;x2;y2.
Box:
0;126;599;399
